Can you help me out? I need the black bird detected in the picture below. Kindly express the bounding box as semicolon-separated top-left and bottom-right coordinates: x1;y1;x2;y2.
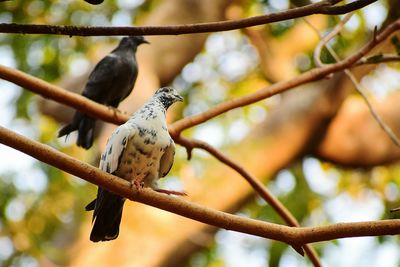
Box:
84;0;103;5
58;36;149;149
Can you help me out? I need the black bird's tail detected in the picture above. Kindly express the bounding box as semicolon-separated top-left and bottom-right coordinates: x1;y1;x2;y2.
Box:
86;188;125;242
58;112;96;149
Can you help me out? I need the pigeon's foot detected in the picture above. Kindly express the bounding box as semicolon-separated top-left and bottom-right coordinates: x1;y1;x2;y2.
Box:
154;189;187;196
131;180;144;192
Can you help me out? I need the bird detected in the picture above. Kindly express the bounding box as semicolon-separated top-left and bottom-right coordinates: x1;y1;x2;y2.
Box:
83;0;104;5
58;36;149;149
85;87;183;242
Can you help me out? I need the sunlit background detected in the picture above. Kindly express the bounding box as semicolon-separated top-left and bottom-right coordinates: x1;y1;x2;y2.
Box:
1;0;400;266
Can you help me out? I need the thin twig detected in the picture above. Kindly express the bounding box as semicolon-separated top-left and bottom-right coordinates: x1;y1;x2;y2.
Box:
0;0;376;36
1;125;400;246
345;70;400;146
314;13;354;67
354;54;400;66
309;17;400;147
390;207;400;213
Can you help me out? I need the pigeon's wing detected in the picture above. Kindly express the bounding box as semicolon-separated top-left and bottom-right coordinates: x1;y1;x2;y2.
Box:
158;140;175;177
100;123;136;174
82;55;126;102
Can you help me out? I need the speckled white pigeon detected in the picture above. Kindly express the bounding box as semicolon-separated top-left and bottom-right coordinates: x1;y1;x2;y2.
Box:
85;87;183;242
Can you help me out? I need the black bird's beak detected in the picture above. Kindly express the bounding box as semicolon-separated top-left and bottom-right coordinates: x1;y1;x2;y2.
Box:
142;38;150;45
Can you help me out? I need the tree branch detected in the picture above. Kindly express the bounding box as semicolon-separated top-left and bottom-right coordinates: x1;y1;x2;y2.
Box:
0;0;376;36
176;136;300;226
310;14;400;146
0;125;399;247
170;18;400;135
354;54;400;66
345;70;400;146
0;65;128;126
314;13;354;67
175;136;321;264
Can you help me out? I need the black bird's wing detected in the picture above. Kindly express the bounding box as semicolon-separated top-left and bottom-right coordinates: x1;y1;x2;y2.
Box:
82;54;136;106
82;55;122;101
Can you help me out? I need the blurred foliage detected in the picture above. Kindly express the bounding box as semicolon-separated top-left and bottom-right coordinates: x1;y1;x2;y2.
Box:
1;0;400;266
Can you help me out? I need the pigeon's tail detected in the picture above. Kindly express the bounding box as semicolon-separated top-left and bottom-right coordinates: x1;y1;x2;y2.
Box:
86;189;125;242
58;112;96;149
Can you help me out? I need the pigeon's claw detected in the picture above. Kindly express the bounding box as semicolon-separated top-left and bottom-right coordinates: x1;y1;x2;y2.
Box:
154;188;187;196
132;179;144;191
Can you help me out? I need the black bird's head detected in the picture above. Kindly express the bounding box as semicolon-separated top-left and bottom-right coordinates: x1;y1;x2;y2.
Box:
154;87;183;109
118;35;149;51
117;36;149;51
122;36;149;46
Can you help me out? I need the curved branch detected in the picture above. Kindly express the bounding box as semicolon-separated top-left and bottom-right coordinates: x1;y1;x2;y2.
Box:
355;54;400;66
176;136;299;225
170;18;400;135
0;125;399;246
0;65;128;125
175;136;320;264
314;13;354;67
319;0;375;15
0;0;376;36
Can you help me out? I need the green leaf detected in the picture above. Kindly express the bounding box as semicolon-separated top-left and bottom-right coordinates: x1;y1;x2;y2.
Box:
365;54;384;63
391;36;400;55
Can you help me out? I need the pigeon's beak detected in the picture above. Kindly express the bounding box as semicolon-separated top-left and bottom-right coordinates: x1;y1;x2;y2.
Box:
175;94;184;102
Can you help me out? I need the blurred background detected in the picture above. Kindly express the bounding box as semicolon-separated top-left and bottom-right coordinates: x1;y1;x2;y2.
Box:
1;0;400;266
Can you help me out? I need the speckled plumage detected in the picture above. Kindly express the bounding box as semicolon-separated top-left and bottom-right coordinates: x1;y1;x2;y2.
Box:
58;36;149;149
86;87;183;242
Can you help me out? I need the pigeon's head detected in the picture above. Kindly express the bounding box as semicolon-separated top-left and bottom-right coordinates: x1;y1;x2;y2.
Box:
154;87;183;109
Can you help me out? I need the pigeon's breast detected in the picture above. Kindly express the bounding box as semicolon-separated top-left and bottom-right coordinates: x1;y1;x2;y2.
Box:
115;124;170;183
